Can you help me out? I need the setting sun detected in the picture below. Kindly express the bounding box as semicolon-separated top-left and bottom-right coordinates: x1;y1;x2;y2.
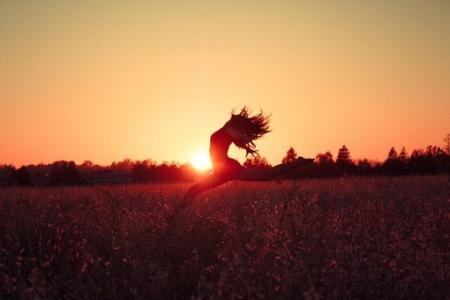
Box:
191;150;212;171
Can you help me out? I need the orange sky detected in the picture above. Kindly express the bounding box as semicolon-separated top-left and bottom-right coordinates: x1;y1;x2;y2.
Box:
1;1;449;167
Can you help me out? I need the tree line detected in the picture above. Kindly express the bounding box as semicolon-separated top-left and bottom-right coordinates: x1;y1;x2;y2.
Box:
0;159;200;186
251;144;449;179
1;142;449;186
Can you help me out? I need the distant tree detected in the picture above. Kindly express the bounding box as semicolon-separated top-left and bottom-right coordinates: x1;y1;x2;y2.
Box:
179;164;199;181
49;161;83;185
244;156;271;169
409;148;429;174
410;149;424;158
21;164;51;186
387;147;398;160
444;133;450;155
336;145;352;168
398;147;409;163
154;162;185;181
9;166;32;186
81;160;93;168
0;165;15;186
111;158;134;171
425;145;444;158
432;146;450;173
357;159;373;175
316;151;334;165
132;160;155;182
426;145;447;173
407;146;450;174
384;147;403;175
336;145;354;175
315;151;336;177
282;147;297;164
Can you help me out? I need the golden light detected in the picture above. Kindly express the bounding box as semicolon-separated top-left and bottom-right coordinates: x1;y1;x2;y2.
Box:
191;150;212;171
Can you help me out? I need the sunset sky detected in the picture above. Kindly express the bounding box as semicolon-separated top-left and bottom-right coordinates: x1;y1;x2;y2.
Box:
1;1;449;167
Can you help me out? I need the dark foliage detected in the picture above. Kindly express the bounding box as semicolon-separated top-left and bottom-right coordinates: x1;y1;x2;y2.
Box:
280;145;449;179
49;161;85;186
282;147;297;164
0;143;449;186
132;161;197;183
8;166;32;186
243;156;271;169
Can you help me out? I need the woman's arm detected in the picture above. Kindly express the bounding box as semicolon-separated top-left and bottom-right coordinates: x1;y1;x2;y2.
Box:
237;157;314;181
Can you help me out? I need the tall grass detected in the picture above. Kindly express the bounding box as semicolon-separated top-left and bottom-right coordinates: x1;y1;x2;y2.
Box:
0;176;448;299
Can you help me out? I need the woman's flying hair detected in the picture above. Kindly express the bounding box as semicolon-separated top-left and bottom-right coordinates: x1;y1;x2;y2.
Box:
225;107;271;157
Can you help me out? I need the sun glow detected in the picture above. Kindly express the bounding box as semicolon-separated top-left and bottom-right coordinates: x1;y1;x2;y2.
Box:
191;150;212;171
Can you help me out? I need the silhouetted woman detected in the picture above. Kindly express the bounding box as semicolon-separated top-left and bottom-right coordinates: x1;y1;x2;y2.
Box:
182;107;313;203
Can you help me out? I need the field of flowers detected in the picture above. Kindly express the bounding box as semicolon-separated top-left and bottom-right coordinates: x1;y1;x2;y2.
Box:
0;176;448;299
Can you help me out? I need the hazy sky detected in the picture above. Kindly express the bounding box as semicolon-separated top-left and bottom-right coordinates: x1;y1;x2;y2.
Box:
1;1;449;166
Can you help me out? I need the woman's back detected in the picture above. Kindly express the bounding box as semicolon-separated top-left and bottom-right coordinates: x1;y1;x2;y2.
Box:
209;128;232;169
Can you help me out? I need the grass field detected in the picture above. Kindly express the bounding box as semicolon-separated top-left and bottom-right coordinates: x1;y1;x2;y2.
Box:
0;176;448;299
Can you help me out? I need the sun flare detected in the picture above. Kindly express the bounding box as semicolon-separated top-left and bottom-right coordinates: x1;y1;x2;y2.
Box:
191;150;212;171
